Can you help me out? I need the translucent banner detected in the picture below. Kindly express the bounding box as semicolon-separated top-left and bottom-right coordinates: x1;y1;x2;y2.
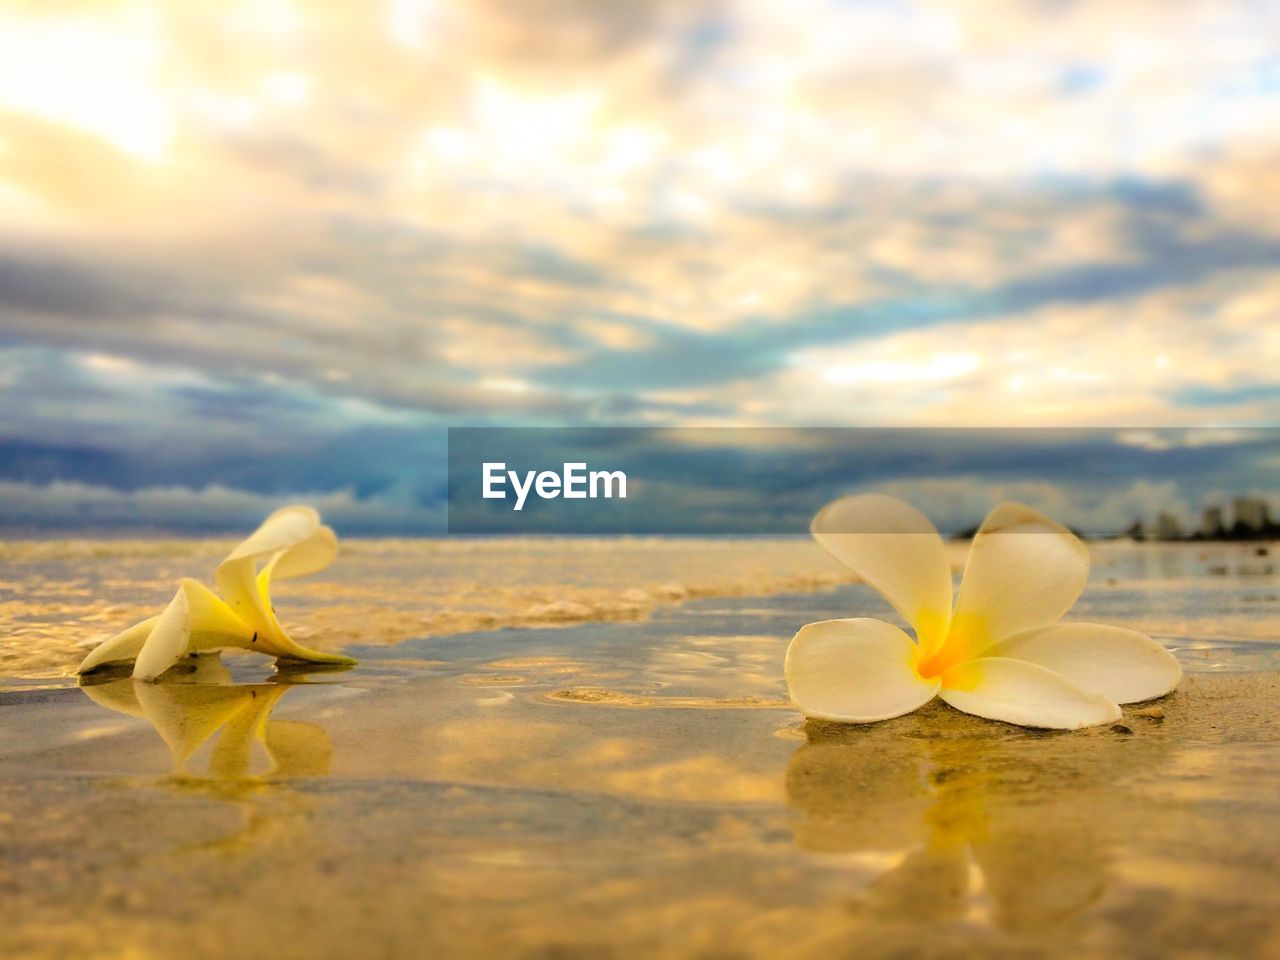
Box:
446;427;1279;536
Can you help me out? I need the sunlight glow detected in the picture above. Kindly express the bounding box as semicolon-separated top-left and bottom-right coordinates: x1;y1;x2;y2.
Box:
388;0;437;49
475;80;603;169
0;14;172;161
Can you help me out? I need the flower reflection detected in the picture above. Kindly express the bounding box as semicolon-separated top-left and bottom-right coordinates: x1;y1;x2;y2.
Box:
785;704;1167;933
79;653;337;780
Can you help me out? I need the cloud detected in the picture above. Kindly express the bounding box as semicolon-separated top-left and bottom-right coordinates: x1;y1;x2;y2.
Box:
3;419;1276;533
0;347;453;504
1;1;1279;526
0;479;442;534
642;266;1280;426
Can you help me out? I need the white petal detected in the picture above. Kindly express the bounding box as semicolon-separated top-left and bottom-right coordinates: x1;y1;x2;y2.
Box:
81;580;254;676
939;656;1121;730
950;502;1090;657
136;579;258;680
270;523;338;580
786;618;941;723
987;622;1181;704
79;616;158;674
133;585;194;680
811;494;953;649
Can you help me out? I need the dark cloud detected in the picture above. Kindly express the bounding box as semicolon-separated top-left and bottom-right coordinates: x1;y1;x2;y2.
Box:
0;253;147;319
0;347;448;499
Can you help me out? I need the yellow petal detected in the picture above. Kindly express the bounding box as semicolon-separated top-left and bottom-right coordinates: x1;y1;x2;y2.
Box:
79;615;158;674
214;505;322;640
81;579;254;677
254;555;355;664
785;618;941;723
132;579;255;680
811;494;953;651
214;506;355;666
939;656;1121;730
183;578;258;650
986;622;1182;704
948;502;1090;659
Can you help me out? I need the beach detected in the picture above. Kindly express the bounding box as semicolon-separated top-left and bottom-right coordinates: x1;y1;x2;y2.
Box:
4;0;1278;954
1;539;1279;957
1;536;854;683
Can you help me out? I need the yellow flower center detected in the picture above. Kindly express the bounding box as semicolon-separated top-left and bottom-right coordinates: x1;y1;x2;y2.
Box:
914;612;987;683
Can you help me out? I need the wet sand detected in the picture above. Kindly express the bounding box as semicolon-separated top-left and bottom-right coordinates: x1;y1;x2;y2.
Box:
2;541;1279;957
4;669;1279;959
5;536;1277;683
1;536;853;681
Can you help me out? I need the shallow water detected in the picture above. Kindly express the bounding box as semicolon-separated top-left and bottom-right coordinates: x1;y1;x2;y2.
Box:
0;536;850;681
1;540;1279;957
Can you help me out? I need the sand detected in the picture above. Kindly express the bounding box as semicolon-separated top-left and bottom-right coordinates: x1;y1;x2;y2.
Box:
0;536;854;680
1;540;1278;957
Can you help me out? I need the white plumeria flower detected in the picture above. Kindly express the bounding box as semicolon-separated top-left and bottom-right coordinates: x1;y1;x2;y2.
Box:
785;494;1181;730
80;506;356;680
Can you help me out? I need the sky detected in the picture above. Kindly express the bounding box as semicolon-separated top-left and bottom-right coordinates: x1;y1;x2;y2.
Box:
0;0;1278;533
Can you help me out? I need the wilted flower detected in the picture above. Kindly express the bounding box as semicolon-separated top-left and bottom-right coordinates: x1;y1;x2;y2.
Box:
80;506;356;680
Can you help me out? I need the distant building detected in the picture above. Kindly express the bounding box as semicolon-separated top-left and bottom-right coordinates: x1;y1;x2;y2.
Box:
1233;497;1273;532
1155;512;1183;540
1200;506;1225;538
